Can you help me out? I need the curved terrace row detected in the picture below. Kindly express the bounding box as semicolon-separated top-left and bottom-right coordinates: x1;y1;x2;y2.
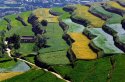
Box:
83;27;124;57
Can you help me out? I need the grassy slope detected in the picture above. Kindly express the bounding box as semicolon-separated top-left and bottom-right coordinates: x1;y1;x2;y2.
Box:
2;69;65;82
72;4;105;27
89;4;123;24
84;27;123;56
52;57;112;82
62;19;85;33
51;7;71;19
111;55;125;82
107;1;125;10
38;23;70;65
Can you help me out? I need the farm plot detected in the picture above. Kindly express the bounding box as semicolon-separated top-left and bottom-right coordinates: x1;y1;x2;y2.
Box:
0;19;8;30
103;24;125;52
52;57;112;82
106;1;125;11
33;8;59;23
84;27;123;57
72;5;105;27
89;5;123;24
37;23;70;65
116;0;125;7
0;11;31;31
50;7;71;19
69;33;97;60
62;19;85;33
0;60;30;72
2;69;65;82
0;72;23;81
110;55;125;82
5;26;34;37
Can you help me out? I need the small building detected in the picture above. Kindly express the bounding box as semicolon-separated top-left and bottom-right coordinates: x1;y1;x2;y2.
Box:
20;36;36;43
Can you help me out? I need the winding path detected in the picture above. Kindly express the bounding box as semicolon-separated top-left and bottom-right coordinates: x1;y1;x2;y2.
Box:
5;42;70;82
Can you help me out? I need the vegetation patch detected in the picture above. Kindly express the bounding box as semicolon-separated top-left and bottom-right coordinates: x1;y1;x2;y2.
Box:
107;1;125;11
2;69;65;82
33;8;59;23
72;4;105;27
0;72;23;81
50;7;71;19
38;50;70;65
37;23;69;65
69;33;97;60
84;27;123;57
62;19;85;33
89;5;123;24
111;55;125;82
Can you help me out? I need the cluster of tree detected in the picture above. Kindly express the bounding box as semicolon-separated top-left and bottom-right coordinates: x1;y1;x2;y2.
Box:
28;14;49;51
33;34;48;51
28;14;48;35
7;34;21;49
16;16;28;26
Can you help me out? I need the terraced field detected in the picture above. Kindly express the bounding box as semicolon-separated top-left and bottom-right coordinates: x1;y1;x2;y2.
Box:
62;19;85;33
0;72;23;81
50;7;71;19
2;69;65;82
37;23;70;65
0;59;30;72
1;1;125;82
84;27;123;57
33;8;59;22
106;1;125;10
89;4;123;24
69;33;97;60
103;24;125;52
72;4;105;27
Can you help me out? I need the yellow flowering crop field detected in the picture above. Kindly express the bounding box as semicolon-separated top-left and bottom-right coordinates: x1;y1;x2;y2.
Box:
107;1;125;10
0;72;23;81
33;8;58;22
74;5;105;27
69;33;97;60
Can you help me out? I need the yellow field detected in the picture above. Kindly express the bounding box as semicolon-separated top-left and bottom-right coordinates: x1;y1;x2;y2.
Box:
33;8;58;23
69;33;97;60
74;5;105;27
107;1;125;10
0;72;23;81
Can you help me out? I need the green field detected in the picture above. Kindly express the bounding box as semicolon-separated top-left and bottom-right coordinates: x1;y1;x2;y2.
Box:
50;7;71;19
89;5;123;24
5;26;34;37
2;69;65;82
111;55;125;82
62;19;85;33
0;56;30;72
38;23;70;65
52;57;112;82
84;27;123;57
0;1;125;81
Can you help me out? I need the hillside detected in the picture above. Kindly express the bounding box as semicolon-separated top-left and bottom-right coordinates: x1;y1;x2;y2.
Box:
0;1;125;82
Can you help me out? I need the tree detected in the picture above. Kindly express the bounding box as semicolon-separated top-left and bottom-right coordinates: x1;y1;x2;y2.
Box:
41;20;48;26
10;34;21;49
28;14;38;25
35;34;47;49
